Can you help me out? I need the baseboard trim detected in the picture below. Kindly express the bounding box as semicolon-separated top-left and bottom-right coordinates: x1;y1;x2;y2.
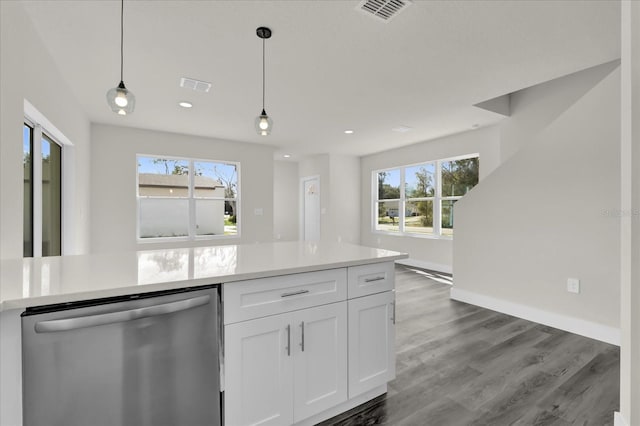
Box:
395;258;452;274
294;385;387;426
449;287;621;346
614;412;629;426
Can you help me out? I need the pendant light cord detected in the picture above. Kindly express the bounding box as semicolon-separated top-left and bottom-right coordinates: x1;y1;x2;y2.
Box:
262;37;266;110
120;0;124;82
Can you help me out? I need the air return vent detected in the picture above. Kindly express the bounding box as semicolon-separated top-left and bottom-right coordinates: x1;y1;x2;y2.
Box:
179;77;212;93
357;0;412;22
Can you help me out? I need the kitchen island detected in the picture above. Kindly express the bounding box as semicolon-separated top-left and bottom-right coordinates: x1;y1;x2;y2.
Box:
0;241;407;426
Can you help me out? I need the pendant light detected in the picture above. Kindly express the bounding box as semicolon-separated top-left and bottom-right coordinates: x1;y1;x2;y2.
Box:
106;0;135;115
255;27;273;136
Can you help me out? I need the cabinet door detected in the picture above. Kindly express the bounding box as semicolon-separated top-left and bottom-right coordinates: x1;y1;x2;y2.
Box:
225;313;294;426
348;291;396;399
292;302;348;423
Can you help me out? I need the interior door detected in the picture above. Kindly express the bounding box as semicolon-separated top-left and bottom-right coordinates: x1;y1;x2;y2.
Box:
302;176;320;241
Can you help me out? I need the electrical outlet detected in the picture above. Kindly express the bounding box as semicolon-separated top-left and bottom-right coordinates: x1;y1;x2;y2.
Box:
567;278;580;294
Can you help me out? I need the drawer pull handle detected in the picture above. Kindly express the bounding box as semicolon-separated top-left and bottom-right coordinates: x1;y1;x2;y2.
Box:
300;321;305;352
281;289;310;298
286;324;291;356
364;276;385;283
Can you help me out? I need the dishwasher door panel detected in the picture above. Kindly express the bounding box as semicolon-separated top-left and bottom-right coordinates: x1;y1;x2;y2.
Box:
22;287;220;426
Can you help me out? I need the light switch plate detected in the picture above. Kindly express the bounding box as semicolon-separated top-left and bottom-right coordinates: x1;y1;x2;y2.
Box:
567;278;580;294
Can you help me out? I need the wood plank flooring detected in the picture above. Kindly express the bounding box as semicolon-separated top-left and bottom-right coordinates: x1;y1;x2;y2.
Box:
319;265;620;426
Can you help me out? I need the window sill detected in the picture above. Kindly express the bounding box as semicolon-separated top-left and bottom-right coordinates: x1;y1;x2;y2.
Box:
371;230;453;241
137;234;240;244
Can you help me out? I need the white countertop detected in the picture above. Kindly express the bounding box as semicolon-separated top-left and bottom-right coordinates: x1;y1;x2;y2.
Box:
0;241;407;311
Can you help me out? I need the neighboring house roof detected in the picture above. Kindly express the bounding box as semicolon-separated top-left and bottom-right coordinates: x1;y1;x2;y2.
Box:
139;173;224;189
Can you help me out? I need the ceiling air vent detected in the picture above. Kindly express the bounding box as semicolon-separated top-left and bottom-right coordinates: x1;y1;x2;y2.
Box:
357;0;412;22
179;77;212;93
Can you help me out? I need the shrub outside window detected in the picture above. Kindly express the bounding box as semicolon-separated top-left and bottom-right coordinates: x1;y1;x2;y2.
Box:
137;155;239;240
374;155;478;237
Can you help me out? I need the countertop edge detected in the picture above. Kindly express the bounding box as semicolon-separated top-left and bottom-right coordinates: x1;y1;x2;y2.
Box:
1;253;408;312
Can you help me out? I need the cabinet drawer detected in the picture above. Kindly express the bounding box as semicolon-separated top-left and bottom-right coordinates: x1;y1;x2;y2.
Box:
224;268;347;324
347;262;395;298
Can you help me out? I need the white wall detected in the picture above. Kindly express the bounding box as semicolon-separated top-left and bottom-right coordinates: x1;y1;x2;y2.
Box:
0;1;91;260
299;154;361;245
454;64;621;339
329;155;361;245
90;124;275;253
360;126;501;272
273;160;299;241
500;60;620;162
619;1;640;424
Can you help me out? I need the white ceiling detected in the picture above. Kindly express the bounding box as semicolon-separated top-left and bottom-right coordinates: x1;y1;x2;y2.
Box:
21;0;620;160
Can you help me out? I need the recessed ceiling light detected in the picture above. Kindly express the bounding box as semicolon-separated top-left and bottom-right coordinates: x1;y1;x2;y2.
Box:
179;101;193;108
392;125;412;133
283;154;291;158
344;130;354;134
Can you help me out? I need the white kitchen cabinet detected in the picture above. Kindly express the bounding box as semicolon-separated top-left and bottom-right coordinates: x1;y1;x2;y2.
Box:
224;268;347;324
347;291;396;399
225;312;294;426
224;302;347;426
347;261;395;298
292;302;347;422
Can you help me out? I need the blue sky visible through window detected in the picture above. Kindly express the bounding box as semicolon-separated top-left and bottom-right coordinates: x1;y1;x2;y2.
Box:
384;169;400;188
137;156;236;182
23;125;30;156
42;140;50;158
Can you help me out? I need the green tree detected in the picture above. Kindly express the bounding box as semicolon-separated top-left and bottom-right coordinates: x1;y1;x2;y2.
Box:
413;166;434;227
441;158;479;197
377;172;400;218
152;158;188;175
172;163;188;175
212;165;238;219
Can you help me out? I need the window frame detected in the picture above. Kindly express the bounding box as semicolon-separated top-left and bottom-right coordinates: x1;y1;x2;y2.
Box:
23;117;64;257
136;154;241;242
372;153;479;239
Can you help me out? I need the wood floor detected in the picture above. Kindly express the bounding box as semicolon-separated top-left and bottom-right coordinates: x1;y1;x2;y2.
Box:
320;265;620;426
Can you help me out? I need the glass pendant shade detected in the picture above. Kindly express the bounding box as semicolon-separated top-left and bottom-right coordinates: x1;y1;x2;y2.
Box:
255;27;273;136
255;109;273;136
107;81;135;115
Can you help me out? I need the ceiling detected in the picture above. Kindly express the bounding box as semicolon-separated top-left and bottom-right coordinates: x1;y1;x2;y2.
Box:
21;0;620;160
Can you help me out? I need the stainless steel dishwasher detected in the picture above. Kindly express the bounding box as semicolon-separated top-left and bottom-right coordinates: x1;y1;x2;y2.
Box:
21;285;222;426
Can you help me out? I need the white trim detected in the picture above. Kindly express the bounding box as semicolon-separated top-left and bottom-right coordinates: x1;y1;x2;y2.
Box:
32;125;43;257
372;155;479;237
396;258;452;274
135;155;240;241
434;160;442;235
449;287;621;346
24;99;73;147
614;412;629;426
24;107;70;256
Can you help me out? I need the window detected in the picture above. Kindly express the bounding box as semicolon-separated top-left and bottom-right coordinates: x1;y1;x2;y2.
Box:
374;155;478;237
23;121;62;257
137;155;239;240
